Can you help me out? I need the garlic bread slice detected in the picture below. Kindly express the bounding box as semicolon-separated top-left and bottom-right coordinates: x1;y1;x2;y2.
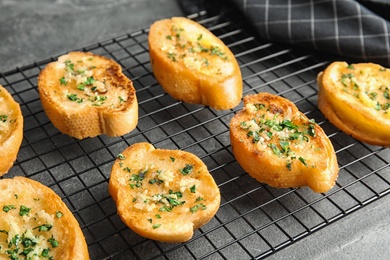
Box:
148;17;242;110
230;93;339;193
109;142;220;243
318;61;390;146
38;51;138;139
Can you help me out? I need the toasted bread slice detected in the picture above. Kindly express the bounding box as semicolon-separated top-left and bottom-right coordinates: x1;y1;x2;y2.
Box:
0;85;23;176
318;61;390;146
108;142;220;243
148;17;242;110
230;93;339;193
0;176;89;259
38;51;138;139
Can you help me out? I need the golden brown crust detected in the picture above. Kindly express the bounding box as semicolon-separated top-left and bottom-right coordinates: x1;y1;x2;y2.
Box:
148;17;242;110
230;93;339;193
38;51;138;139
317;61;390;146
0;176;89;259
0;85;23;176
108;142;220;243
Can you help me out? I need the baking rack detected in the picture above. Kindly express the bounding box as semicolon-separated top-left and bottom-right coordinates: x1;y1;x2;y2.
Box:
1;4;390;260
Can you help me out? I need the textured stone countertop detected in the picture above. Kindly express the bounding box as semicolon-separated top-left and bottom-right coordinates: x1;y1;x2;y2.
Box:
1;1;389;259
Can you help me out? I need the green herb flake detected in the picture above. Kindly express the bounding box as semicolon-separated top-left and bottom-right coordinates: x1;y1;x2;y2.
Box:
117;153;126;160
56;211;63;218
67;93;83;103
19;205;31;216
48;236;59;248
3;205;15;213
34;224;53;232
180;164;194;175
77;84;85;91
167;52;177;62
190;203;207;213
152;224;161;229
155;214;161;219
286;161;292;171
0;115;9;122
298;157;308;167
189;185;196;193
64;60;74;71
196;197;204;202
59;77;67;85
129;170;147;188
170;156;175;162
41;248;50;257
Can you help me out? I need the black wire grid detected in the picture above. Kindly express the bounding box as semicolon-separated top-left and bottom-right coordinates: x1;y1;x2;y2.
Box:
1;7;390;260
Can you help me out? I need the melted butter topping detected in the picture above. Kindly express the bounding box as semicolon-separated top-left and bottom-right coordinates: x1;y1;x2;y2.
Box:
338;64;390;115
159;22;233;76
0;203;61;259
240;103;320;170
55;57;128;109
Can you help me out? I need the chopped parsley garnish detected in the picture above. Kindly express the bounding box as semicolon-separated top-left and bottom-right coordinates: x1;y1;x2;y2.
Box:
298;157;308;167
0;115;8;123
129;170;147;189
67;93;83;103
117;153;126;160
167;52;177;62
34;224;53;232
189;185;196;193
90;95;107;106
210;46;228;60
149;178;163;185
196;197;204;202
240;104;318;170
170;156;175;162
41;248;50;257
59;77;67;85
19;205;30;216
48;236;59;247
341;73;354;87
64;60;74;71
180;164;194;175
56;211;63;218
190;203;207;213
152;224;161;229
3;205;15;213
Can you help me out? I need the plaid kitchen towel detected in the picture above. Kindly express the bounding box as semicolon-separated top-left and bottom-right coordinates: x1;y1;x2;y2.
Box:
229;0;390;66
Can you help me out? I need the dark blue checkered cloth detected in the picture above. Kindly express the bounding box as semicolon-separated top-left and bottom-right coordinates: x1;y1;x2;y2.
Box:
229;0;390;66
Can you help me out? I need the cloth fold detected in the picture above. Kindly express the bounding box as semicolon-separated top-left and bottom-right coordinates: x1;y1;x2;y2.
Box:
229;0;390;66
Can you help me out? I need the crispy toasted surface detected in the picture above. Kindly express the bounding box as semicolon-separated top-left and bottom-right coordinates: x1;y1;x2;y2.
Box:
0;85;23;176
108;142;220;243
148;17;242;110
230;93;339;193
38;51;138;139
318;61;390;146
0;176;89;259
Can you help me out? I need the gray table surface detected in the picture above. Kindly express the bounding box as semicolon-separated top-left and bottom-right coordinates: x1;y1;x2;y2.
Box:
1;0;389;259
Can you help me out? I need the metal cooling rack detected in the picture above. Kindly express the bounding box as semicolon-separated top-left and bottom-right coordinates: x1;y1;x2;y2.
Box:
1;5;390;260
